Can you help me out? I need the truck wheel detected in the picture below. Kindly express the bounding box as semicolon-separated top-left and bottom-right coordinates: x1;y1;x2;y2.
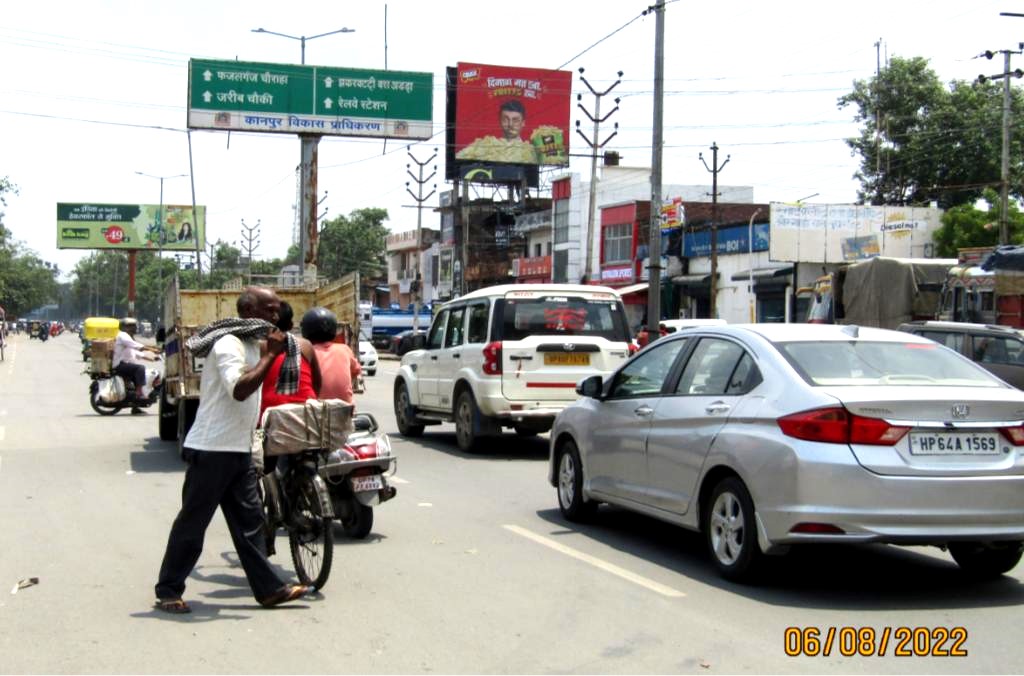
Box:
394;381;424;437
158;389;178;441
176;399;199;459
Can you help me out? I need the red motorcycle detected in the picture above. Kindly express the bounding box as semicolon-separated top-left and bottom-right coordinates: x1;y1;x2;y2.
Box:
321;413;397;539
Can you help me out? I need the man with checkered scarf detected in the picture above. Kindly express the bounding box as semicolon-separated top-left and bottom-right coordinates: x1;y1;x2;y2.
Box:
153;286;312;613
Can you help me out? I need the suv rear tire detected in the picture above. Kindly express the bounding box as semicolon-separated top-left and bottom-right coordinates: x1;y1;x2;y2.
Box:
454;390;485;453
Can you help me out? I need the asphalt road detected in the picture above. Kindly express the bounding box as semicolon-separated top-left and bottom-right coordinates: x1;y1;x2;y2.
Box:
1;332;1023;674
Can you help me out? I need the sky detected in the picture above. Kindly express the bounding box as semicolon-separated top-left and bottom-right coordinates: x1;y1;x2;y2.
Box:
1;0;1022;281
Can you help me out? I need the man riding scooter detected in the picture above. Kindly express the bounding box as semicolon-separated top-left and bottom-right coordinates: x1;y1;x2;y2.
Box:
113;318;161;414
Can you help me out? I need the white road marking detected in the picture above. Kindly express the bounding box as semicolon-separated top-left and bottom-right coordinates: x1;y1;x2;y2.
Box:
390;476;410;484
503;524;687;598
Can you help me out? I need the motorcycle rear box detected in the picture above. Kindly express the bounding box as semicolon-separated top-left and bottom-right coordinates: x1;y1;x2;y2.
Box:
83;317;120;341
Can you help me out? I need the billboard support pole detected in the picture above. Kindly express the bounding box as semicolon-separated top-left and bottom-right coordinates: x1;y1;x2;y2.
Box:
128;250;137;318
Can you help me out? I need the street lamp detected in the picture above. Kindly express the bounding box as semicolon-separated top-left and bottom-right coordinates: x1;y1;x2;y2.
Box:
251;25;355;281
251;27;355;65
136;171;188;325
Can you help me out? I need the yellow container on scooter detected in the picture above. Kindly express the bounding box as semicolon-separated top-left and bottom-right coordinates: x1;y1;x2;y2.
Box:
83;317;120;341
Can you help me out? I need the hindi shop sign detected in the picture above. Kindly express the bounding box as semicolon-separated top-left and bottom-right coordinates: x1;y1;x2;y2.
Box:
187;59;433;139
57;203;206;251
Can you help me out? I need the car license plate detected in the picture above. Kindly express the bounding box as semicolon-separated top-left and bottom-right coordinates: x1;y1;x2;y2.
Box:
908;432;1001;455
544;353;590;366
351;475;383;492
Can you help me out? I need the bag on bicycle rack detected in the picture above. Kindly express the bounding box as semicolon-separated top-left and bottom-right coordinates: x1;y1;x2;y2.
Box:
261;399;354;457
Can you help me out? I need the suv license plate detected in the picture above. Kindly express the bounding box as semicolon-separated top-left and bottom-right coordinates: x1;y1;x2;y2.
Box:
908;432;1001;455
544;353;590;366
351;475;384;492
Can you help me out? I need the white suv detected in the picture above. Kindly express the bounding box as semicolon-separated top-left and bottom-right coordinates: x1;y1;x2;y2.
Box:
393;284;634;451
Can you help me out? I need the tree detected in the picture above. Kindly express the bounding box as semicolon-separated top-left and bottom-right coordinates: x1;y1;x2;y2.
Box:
1;176;59;316
316;208;389;280
838;56;1024;208
933;189;1024;257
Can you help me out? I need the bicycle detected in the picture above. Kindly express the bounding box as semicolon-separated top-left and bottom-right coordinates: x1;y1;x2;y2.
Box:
259;449;335;590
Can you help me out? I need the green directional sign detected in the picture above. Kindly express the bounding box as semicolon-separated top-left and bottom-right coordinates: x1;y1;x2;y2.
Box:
188;59;433;139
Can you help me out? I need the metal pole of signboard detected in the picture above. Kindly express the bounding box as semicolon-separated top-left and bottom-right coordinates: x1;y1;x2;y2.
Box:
188;130;203;284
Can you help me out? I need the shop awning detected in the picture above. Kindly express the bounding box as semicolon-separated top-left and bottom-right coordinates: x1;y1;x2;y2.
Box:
672;273;716;288
616;282;649;296
730;266;794;282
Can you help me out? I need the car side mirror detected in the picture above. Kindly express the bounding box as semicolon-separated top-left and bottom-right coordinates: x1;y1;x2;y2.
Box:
577;374;604;399
155;327;166;343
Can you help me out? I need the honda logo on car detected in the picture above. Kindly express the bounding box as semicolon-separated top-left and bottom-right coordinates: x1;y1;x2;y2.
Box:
951;404;970;419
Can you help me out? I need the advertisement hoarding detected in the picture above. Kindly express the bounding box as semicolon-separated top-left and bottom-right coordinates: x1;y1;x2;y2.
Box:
187;59;433;139
57;203;206;250
768;203;943;263
453;62;571;167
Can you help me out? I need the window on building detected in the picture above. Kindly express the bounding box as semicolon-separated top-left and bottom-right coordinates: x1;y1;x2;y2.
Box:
553;198;570;244
534;243;542;257
603;223;632;263
546;241;552;256
553;250;569;283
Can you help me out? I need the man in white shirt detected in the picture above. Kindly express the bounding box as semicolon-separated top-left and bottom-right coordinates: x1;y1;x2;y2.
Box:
153;287;311;613
113;318;161;413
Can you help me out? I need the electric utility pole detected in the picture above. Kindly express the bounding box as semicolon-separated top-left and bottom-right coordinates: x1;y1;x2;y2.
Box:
978;44;1024;245
646;1;665;336
575;69;622;283
405;147;437;330
699;142;729;319
240;218;261;283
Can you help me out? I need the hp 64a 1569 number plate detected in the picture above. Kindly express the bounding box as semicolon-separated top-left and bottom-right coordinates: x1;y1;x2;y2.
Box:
908;432;1000;455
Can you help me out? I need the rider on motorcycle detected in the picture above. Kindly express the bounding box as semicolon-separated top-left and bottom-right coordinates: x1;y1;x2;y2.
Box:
300;308;362;405
113;318;161;414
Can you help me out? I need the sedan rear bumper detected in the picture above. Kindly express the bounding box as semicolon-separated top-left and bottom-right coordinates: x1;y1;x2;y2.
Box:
757;456;1024;545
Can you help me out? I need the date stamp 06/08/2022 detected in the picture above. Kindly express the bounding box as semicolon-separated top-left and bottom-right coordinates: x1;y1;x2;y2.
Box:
784;626;969;658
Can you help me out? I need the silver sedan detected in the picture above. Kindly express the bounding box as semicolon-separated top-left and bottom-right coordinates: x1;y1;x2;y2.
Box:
548;324;1024;581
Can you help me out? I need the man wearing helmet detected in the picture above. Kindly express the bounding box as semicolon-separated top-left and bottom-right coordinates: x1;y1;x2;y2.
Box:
300;307;362;404
113;317;161;412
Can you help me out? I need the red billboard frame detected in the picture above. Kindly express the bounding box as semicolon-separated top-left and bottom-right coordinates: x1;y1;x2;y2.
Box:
453;62;572;167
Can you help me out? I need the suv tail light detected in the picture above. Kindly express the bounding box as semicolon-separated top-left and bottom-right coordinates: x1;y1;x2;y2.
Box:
777;406;910;446
482;341;502;375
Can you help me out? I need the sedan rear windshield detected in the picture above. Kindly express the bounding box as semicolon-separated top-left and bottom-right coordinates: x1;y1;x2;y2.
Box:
493;297;631;342
777;340;1002;388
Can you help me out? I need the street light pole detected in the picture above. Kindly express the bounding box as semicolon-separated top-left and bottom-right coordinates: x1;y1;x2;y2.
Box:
252;26;355;282
136;171;187;325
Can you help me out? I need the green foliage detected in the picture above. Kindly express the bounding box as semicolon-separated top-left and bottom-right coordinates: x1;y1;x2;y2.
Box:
933;189;1024;257
316;208;389;281
1;176;59;316
838;56;1024;208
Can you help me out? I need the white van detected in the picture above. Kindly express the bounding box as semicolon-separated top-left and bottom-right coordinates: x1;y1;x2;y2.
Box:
393;284;635;451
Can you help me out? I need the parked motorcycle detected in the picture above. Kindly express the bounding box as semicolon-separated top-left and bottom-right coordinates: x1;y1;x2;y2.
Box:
88;356;164;415
322;412;397;538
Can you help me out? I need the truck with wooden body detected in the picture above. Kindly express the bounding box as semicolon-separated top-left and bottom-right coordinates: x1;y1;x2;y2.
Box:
799;256;957;329
158;272;361;454
936;246;1024;328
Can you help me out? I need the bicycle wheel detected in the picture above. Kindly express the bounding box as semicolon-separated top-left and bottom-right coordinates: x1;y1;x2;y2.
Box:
288;474;334;590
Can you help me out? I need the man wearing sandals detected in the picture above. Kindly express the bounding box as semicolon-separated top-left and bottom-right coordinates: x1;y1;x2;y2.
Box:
153;286;312;613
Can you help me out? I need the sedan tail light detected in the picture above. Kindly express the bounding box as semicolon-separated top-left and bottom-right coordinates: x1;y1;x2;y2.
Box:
482;341;502;375
777;406;910;446
999;425;1024;446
